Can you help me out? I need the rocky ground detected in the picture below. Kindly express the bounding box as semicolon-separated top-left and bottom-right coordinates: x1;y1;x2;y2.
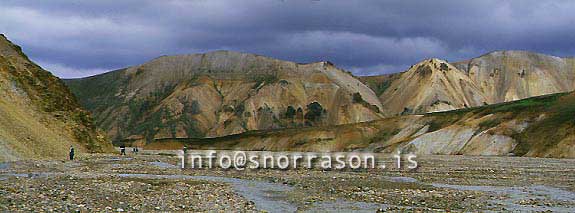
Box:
1;150;574;212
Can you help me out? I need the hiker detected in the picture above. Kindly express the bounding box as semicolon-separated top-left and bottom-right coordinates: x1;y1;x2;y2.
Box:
69;145;75;160
182;146;188;168
120;145;126;155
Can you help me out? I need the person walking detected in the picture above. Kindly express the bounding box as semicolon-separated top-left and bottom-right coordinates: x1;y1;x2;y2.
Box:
120;145;126;156
69;145;75;160
182;146;188;169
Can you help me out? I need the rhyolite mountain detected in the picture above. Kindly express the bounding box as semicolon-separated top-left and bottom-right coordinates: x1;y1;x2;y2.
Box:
166;91;575;158
0;35;111;161
65;51;384;144
377;58;488;115
360;51;575;115
453;51;575;103
66;49;575;155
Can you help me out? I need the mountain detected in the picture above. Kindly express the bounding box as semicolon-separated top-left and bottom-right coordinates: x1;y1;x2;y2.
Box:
378;58;488;115
453;50;575;103
361;51;575;115
0;35;111;161
163;91;575;158
66;49;574;152
65;51;384;145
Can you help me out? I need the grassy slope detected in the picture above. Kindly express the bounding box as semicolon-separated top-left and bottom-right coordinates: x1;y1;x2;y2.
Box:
65;69;128;114
358;73;402;97
428;92;573;156
65;70;199;142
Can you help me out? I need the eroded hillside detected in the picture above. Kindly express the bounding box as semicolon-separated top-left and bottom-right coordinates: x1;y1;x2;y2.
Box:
67;49;575;151
163;92;575;158
379;59;487;114
66;51;384;144
364;51;575;115
453;50;575;103
0;35;111;161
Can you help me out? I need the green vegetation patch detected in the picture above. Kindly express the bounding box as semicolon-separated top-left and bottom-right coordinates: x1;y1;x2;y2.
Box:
367;128;401;144
251;74;279;89
352;92;380;113
513;93;575;156
360;73;402;96
304;102;327;126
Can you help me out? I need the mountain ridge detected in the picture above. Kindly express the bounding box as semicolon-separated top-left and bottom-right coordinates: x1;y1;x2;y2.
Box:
157;91;575;158
0;35;112;161
358;50;575;115
66;50;385;144
66;48;575;152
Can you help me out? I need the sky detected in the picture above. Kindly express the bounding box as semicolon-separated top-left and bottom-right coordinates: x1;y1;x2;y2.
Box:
1;0;574;78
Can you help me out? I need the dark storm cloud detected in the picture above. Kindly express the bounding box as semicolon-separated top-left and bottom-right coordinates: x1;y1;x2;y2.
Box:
0;0;574;78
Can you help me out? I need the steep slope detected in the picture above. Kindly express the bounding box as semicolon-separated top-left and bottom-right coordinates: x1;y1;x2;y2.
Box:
370;51;575;115
66;51;384;144
379;59;487;114
163;91;575;158
453;50;575;103
0;35;111;162
358;72;402;97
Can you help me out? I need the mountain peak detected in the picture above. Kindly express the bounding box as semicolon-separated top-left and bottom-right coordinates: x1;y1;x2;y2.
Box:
411;58;449;66
66;48;385;142
0;34;25;58
405;58;455;77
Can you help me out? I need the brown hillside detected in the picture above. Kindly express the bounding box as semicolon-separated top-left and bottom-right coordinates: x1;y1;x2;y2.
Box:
362;51;575;115
66;51;384;145
165;92;575;158
0;34;111;161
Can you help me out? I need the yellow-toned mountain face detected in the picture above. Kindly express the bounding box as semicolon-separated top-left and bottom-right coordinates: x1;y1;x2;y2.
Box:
66;51;384;145
0;35;111;161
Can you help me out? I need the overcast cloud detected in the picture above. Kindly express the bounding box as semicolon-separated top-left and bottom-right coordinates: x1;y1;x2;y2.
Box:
0;0;574;78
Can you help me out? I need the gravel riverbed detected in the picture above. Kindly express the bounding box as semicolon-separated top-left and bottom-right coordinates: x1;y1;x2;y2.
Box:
1;151;574;212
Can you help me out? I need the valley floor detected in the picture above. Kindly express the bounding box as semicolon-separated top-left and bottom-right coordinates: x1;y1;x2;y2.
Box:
1;150;574;212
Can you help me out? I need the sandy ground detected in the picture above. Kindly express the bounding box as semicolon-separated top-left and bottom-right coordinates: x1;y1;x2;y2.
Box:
1;150;574;212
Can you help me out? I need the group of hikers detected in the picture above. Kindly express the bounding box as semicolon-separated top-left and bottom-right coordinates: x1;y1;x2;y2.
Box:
68;143;191;160
68;144;140;160
119;145;139;155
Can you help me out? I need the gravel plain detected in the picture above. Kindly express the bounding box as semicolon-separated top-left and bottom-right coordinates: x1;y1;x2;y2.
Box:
1;151;574;212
